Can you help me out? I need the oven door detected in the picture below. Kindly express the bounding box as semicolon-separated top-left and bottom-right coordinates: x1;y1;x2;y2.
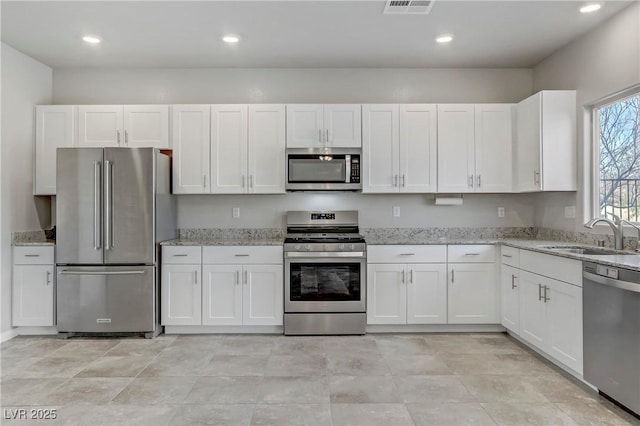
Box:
285;253;366;313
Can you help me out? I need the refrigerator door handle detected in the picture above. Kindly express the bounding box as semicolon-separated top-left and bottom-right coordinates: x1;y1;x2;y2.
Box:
94;161;102;250
59;270;147;275
104;160;112;250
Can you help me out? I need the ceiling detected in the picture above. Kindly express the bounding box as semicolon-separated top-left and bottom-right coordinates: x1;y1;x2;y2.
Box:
1;1;634;69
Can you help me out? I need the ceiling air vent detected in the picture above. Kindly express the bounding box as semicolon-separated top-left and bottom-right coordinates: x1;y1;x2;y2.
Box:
383;0;435;15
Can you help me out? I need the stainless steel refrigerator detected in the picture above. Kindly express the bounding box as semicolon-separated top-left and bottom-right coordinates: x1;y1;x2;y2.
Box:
56;148;176;338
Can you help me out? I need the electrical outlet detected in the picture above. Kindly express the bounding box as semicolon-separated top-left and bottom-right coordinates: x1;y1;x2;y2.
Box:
393;206;401;217
498;207;505;218
564;206;576;219
232;207;240;218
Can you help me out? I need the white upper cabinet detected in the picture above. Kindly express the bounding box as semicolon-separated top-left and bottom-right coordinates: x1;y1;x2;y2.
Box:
248;104;286;194
210;105;248;193
362;104;400;193
474;104;513;193
286;104;361;148
515;90;576;192
34;105;75;195
77;105;169;148
437;104;475;193
438;104;513;193
363;104;438;193
172;105;211;194
123;105;169;148
399;104;438;193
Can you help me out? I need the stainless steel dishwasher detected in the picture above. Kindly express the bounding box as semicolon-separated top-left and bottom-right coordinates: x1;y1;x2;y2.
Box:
583;262;640;417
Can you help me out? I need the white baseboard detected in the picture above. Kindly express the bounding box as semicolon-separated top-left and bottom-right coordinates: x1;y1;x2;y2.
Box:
0;328;19;343
366;324;506;333
164;325;284;335
14;326;58;336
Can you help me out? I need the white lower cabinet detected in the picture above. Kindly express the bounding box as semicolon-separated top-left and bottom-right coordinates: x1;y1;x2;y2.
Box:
500;264;520;334
162;246;283;328
12;246;55;327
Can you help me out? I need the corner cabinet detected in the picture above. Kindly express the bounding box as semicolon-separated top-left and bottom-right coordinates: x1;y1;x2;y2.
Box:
34;106;76;195
286;104;361;148
77;105;170;148
362;104;437;193
12;246;55;326
437;104;513;193
515;90;576;192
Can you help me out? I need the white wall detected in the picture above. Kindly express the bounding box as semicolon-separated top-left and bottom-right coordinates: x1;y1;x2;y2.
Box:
1;43;53;334
52;67;537;229
532;2;640;232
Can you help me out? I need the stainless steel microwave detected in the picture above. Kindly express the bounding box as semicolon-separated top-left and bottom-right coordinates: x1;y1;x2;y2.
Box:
286;148;362;191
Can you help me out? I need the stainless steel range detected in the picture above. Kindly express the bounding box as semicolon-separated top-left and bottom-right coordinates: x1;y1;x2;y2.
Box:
284;211;366;335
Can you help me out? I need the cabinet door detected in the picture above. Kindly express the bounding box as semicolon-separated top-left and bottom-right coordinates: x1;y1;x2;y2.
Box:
211;105;248;193
243;265;283;326
448;263;498;324
34;106;75;195
248;105;286;194
172;105;211;194
362;104;400;193
123;105;169;148
407;263;447;324
324;104;362;148
515;93;542;192
202;265;243;325
546;278;583;374
77;106;123;147
475;104;513;193
286;104;324;148
399;104;437;193
437;104;475;193
518;271;547;350
366;264;406;324
12;265;54;326
161;264;201;325
501;265;520;334
540;91;577;191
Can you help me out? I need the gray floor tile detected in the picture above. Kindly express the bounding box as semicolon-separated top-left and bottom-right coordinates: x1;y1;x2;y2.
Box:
50;403;176;426
6;356;93;379
170;404;254;426
202;355;269;376
385;355;452;376
323;336;380;355
329;375;401;403
259;376;330;403
0;378;67;406
555;400;640;425
394;375;478;403
327;353;391;376
374;335;434;356
45;340;120;359
526;373;600;403
271;336;326;355
112;376;197;404
331;403;415;426
138;350;213;377
481;402;579;425
105;337;175;357
460;375;550;403
265;354;327;376
42;377;132;405
184;376;262;403
216;335;275;355
74;355;155;378
251;403;332;426
1;338;69;359
407;402;497;426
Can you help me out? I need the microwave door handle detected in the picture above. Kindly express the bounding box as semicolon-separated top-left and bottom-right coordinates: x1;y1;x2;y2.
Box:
345;155;351;183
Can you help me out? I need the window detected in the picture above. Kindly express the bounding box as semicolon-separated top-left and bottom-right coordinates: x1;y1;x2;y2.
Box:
595;92;640;221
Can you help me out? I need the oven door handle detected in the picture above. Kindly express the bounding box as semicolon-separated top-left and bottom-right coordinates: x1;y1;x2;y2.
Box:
285;252;366;258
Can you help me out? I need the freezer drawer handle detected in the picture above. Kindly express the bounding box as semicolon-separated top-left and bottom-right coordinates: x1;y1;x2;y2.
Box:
24;254;41;257
59;270;147;275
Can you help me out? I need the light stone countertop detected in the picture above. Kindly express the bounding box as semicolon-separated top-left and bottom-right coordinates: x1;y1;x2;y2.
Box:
12;240;55;247
161;238;285;246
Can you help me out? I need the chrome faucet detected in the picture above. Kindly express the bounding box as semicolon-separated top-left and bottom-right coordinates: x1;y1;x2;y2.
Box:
584;216;624;250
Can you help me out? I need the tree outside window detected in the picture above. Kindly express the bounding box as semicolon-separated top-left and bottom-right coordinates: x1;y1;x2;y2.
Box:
598;94;640;221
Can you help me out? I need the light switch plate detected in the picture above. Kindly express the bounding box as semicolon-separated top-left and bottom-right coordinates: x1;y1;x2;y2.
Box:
498;207;505;218
564;206;576;219
232;207;240;218
393;206;401;217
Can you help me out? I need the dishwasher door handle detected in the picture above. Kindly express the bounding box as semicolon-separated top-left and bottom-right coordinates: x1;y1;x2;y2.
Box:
584;271;640;293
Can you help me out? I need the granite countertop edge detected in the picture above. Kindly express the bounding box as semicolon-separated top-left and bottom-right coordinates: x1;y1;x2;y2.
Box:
161;238;285;246
12;240;56;247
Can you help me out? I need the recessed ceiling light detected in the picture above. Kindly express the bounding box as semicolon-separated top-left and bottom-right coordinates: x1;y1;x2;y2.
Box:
436;35;454;44
580;3;601;13
222;35;240;43
82;36;101;44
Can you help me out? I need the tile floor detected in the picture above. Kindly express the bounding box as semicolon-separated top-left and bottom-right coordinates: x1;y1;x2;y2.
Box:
1;333;639;425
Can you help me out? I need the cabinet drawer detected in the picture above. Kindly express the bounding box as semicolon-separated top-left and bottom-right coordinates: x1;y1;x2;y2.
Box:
448;245;495;263
519;249;581;287
203;246;283;265
13;246;54;265
500;246;520;267
367;245;446;263
162;246;202;264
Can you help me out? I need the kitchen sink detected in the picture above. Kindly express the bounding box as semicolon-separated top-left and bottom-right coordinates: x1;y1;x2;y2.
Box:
540;245;639;256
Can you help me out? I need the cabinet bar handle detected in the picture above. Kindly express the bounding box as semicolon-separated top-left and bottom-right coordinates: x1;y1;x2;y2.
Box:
318;129;322;143
203;175;207;188
250;175;253;189
393;175;398;187
24;254;41;257
234;254;250;257
194;271;198;285
502;254;512;258
244;270;248;285
544;285;550;302
451;269;455;283
410;269;413;283
468;175;474;187
477;174;481;187
124;130;129;146
173;254;188;257
402;175;406;187
236;270;240;285
117;130;121;145
401;270;405;283
242;175;246;188
511;274;517;289
46;271;52;285
538;283;543;301
326;129;329;144
400;253;415;256
465;253;480;256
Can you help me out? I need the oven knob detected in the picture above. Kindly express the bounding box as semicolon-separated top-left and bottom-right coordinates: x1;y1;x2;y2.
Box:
295;245;301;250
350;244;355;250
306;245;312;251
339;244;345;250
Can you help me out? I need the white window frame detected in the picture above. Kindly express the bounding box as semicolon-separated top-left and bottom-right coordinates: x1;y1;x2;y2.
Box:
590;84;640;223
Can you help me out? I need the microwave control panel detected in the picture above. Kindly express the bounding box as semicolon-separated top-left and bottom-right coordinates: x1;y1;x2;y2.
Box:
350;157;360;183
